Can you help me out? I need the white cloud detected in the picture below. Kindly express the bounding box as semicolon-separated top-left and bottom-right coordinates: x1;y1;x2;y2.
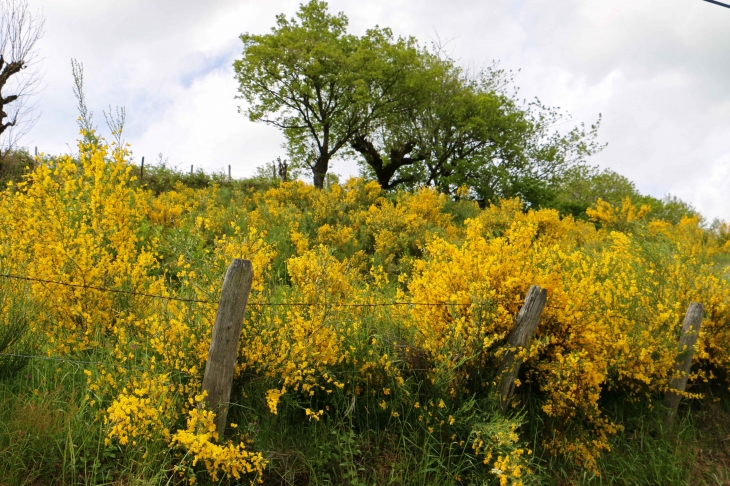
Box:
16;0;730;219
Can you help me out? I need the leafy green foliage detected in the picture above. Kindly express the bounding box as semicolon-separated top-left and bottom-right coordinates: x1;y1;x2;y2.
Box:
234;1;422;188
234;0;603;207
353;56;604;210
547;165;700;223
0;147;35;187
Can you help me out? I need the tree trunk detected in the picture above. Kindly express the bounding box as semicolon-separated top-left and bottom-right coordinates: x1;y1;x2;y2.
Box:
312;154;329;189
350;134;420;189
0;60;24;137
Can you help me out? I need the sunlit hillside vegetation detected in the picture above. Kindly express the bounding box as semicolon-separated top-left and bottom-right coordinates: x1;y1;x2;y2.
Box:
0;136;729;485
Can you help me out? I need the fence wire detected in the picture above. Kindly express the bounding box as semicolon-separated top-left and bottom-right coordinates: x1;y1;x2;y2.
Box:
0;270;695;385
0;272;474;307
0;271;675;328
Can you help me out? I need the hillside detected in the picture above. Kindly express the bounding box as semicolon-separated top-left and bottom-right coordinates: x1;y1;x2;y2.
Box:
1;139;729;485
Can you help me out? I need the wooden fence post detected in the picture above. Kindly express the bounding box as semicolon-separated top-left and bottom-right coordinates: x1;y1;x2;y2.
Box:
497;285;547;411
140;156;144;182
201;259;253;437
228;164;231;182
663;302;703;425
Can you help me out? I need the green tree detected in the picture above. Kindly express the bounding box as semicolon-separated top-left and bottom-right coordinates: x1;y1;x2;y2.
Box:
548;165;638;217
234;0;420;188
234;1;601;202
350;51;603;208
548;164;700;223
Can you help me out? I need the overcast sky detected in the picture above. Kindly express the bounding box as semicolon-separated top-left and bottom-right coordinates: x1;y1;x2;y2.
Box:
17;0;730;220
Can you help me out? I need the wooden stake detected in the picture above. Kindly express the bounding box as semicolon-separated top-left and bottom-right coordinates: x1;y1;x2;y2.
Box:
228;164;231;182
497;285;547;411
201;259;253;436
663;302;703;425
140;156;144;181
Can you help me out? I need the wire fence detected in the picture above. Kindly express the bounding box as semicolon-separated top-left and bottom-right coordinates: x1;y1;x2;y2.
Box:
0;271;661;320
0;266;705;431
0;350;436;378
0;268;676;375
0;271;492;308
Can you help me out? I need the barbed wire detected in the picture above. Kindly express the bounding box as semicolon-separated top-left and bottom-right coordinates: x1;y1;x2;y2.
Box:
0;272;475;308
0;351;433;378
542;303;655;325
0;351;103;366
1;271;684;326
248;301;473;308
0;272;215;305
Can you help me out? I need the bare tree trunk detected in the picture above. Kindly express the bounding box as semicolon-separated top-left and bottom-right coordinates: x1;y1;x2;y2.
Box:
0;0;45;151
278;159;288;182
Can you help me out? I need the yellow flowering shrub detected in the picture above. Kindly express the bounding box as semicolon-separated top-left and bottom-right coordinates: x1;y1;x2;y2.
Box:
171;407;266;482
0;137;157;355
3;131;729;483
0;135;271;483
364;187;458;264
470;419;530;486
404;198;730;471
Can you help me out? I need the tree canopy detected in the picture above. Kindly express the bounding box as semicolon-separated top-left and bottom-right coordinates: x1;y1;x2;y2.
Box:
234;1;421;188
235;1;602;208
548;164;700;224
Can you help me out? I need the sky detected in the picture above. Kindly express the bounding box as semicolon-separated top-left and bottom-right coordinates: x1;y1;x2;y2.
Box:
13;0;730;221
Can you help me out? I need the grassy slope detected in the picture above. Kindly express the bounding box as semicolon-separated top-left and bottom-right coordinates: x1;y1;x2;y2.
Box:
1;169;729;485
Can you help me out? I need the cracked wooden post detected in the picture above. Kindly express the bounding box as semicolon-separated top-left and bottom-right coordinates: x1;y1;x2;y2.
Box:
202;259;253;437
497;285;547;412
663;302;703;425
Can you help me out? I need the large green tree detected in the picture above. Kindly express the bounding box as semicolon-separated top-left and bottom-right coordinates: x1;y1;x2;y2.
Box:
235;0;603;204
234;1;420;188
351;54;604;208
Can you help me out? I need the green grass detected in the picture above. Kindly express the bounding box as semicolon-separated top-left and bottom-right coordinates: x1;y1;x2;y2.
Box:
2;334;730;485
0;360;174;486
522;393;730;485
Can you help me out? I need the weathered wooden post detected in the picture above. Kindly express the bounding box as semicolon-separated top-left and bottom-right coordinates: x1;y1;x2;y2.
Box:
663;302;703;425
201;259;253;436
190;164;194;175
497;285;547;411
140;156;145;182
228;164;231;182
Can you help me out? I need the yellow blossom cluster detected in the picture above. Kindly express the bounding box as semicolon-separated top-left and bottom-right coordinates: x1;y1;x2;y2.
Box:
2;132;729;482
404;198;730;470
171;407;266;482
